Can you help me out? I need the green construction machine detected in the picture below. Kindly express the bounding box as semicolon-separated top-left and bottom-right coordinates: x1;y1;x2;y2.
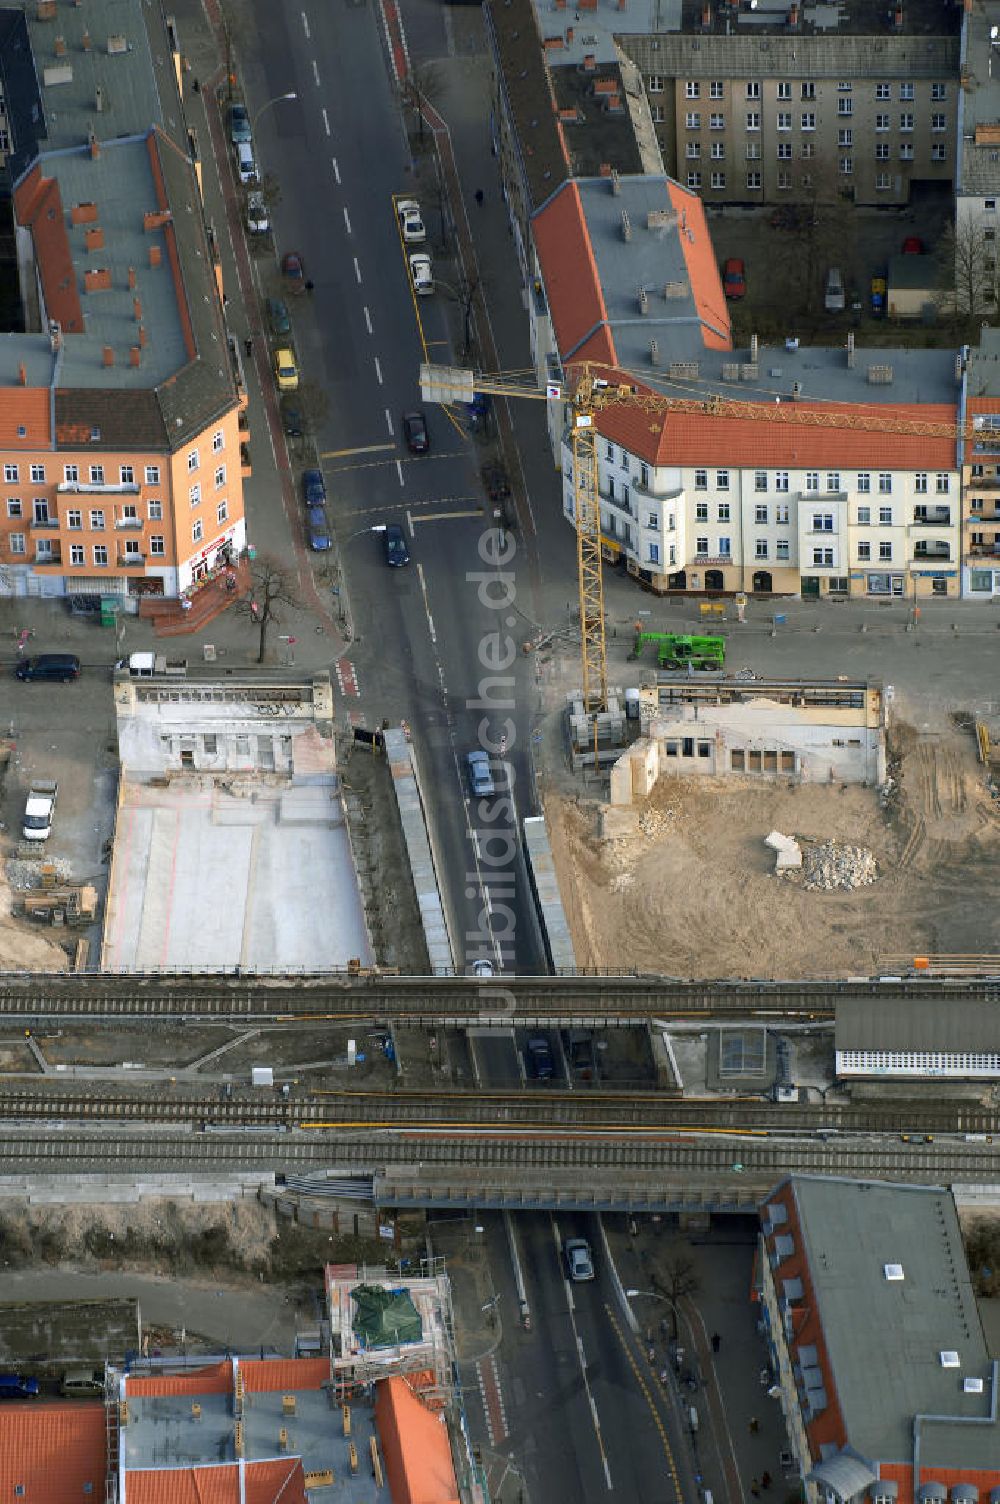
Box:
629;630;725;671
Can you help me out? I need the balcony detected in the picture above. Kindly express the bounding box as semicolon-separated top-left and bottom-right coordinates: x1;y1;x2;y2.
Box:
117;551;146;568
968;474;1000;488
57;479;140;495
912;546;951;562
114;516;143;530
911;509;952;526
29;515;59;529
968;542;1000;559
33;547;62;567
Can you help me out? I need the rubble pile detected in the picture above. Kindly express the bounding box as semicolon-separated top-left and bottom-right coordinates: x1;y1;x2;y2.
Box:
5;856;74;890
796;840;878;892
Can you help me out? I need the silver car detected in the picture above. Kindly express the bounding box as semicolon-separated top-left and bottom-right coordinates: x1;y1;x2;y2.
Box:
564;1238;595;1282
466;750;495;799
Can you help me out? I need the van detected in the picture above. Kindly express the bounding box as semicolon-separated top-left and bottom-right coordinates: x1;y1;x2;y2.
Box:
0;1374;39;1398
60;1369;103;1397
824;267;845;313
14;653;81;683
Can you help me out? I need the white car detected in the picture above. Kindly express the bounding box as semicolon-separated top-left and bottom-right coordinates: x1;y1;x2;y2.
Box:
236;142;257;184
409;252;433;296
397;198;426;243
246;191;269;235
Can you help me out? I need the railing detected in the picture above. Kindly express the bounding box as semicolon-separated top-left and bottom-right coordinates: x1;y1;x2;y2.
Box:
912;550;951;562
911;513;952;526
968;544;1000;559
114;518;143;530
117;552;146;567
29;516;58;529
33;550;61;566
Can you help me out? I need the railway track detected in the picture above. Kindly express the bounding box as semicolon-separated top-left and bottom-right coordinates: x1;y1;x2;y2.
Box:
0;1084;997;1136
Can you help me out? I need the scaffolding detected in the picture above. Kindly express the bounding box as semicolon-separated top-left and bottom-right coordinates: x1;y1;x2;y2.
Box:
326;1259;455;1410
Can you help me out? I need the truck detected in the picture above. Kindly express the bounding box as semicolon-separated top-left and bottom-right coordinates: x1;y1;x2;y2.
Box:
629;631;726;671
22;781;57;842
115;652;187;679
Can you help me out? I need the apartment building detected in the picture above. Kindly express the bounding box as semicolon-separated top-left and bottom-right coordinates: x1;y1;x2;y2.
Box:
759;1176;1000;1503
961;327;1000;597
955;0;1000;315
0;0;244;605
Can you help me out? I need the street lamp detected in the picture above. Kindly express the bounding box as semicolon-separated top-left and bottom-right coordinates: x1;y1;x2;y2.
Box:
252;92;298;133
626;1287;683;1341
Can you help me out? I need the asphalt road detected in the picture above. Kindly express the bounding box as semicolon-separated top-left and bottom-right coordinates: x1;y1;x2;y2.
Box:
243;0;545;978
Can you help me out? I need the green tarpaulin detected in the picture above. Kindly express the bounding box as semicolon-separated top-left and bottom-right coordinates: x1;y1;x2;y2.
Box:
350;1284;423;1349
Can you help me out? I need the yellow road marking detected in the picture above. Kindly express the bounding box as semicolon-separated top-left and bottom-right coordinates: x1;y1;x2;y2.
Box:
411;509;483;523
605;1305;683;1500
321;443;395;459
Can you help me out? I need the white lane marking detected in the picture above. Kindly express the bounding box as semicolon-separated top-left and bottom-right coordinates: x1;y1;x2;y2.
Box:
552;1216;614;1491
416;562;436;645
353;257;361;283
343;206;352;234
374;356;383;385
322;108;331;136
312;59;320;86
332;157;341;184
406;510;415;538
384;408;394;437
302;10;310;38
396;458;404;487
364;306;373;335
471;829;481;860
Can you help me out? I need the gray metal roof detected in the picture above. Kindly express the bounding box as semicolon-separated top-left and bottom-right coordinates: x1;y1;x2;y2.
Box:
786;1176;997;1470
616;31;960;79
835;994;1000;1052
967;326;1000;399
957;0;1000;197
807;1449;877;1498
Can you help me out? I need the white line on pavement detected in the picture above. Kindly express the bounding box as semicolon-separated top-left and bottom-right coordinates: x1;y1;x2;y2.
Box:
343;206;352;234
312;59;320;86
353;257;361;283
374;356;383;385
416;562;436;645
396;458;404;487
301;10;310;37
384;409;394;436
364;306;373;335
406;510;415;537
552;1216;614;1491
322;108;330;136
332;157;341;184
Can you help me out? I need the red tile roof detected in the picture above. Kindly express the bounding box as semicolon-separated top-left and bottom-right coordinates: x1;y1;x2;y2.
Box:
245;1460;307;1504
240;1359;329;1394
0;389;52;447
14;164;85;337
0;1403;105;1504
375;1377;459;1504
126;1361;232;1398
126;1465;238;1504
665;181;731;351
532;184;615;366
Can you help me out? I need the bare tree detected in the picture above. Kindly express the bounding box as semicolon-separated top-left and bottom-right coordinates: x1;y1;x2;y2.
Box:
938;215;994;319
235;552;300;664
295;379;330;432
767;154;855;323
652;1251;702;1340
402;62;443;148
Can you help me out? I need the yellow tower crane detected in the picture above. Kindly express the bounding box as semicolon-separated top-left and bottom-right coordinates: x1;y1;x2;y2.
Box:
420;360;977;715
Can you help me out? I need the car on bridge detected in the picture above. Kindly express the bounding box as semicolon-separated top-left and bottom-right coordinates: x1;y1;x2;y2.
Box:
525;1035;555;1080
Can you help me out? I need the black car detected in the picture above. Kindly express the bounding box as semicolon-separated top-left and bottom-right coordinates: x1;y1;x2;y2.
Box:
525;1035;555;1080
280;397;303;438
301;468;327;507
268;298;291;337
228;104;251;145
15;653;80;683
384;523;410;568
402;410;429;454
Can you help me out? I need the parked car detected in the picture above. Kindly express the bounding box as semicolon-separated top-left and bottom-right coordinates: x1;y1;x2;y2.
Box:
0;1375;39;1399
235;142;257;184
268;298;291;337
306;507;331;551
723;257;746;300
22;780;57;842
273;347;299;392
246;191;269;234
472;959;495;978
870;275;887;317
397;198;426;243
466;749;496;799
824;266;845;313
402;410;429;454
60;1370;103;1398
301;468;327;507
383;522;410;568
15;653;80;683
280;396;303;437
228;103;251;144
409;252;433;296
902;236;925;255
564;1238;595;1282
281;251;306;292
525;1035;555;1080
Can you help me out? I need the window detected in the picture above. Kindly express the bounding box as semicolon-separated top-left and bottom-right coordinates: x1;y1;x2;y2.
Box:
6;497;20;517
718;537;731;557
856;473;871;493
716;469;729;490
777;111;791;131
746;142;761;159
746;170;762;188
931;144;947;162
755;539;769;559
192;518;203;543
857;505;870;525
777;170;792;189
605;442;614;460
900;82;914;101
145;465;160;484
746;81;760;99
709;81;724;99
647;542;660;565
8;532;24;554
775;472;789;492
63;464;79;483
694;469;708;490
857;540;871;561
148;499;162;520
214;465;226;488
801;82;816;101
93;544;107;566
746;111;760;131
935;473;950;494
217;499;228;525
915;473;928;493
900;143;914;161
696;536;709;555
29;463;44;482
875;173;892;191
776;539;790;560
987;200;998;212
684;80;699;98
189;483;201;507
649;74;664;92
696;502;709;522
646;510;658;529
685;112;701;130
899;112;914;132
710;171;726;189
755;503;768;523
875;83;890;100
89;509;105;529
120;465;134;485
686;141;701;158
711;141;726;159
775;503;790;524
66;508;82;528
800;112;815;131
801;471;816;494
717;502;731;522
931;82;946;102
837;97;853;116
875;113;889;132
187;449;200;472
879;540;892;561
813;513;834;532
879;505;892;524
89;465;104;484
4;464;18;482
834;129;853;150
70;544;85;566
840;157;853;175
710;112;725;130
777;142;792;160
878;473;892;494
813;547;833;567
755;471;767;492
826;472;840;492
875;143;889;160
150;535;165;556
777;82;791;101
687;171;702;189
931;113;946;132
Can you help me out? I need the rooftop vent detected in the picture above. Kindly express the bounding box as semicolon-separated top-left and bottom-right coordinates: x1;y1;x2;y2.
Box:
649;338;659;366
963;1377;985;1394
669;361;700;380
647;209;675;232
621;208;631;242
847;331;855;369
939;1351;961;1369
107;33;128;55
791;381;804;400
610;168;620;196
722;362;741;381
663;281;686;299
638;287;649;315
883;1263;904;1281
867;364;894;385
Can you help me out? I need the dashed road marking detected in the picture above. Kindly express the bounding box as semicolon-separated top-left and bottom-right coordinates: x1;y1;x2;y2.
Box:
475;1355;508;1446
322;108;331;136
335;659;360;698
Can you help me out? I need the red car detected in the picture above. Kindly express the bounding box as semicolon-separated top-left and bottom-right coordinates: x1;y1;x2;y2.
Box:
281;251;306;292
902;236;924;255
723;257;747;300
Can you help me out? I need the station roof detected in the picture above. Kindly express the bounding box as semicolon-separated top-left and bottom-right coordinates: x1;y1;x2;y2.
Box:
836;994;1000;1052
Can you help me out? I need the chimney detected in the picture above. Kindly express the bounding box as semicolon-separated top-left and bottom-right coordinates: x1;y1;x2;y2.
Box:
149;245;162;268
847;331;855;368
36;0;57;18
53;34;66;55
701;4;710;28
70;201;98;225
139;323;148;348
95;85;105;113
621;207;632;241
892;3;902;27
566;25;574;43
82;29;91;50
611;168;621;195
582;52;596;71
48;321;61;352
84;226;104;251
750;333;759;361
88;128;100;159
638;287;649;315
650;338;659;366
133;296;142;322
788;3;799;27
17;361;26;386
84;267;112;292
127;266;136;290
129;347;141;367
102;346;114;367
